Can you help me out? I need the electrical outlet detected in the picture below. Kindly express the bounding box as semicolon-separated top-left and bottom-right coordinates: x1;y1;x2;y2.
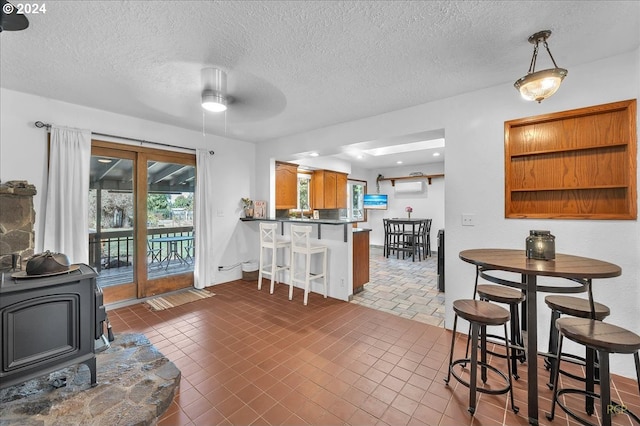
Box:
217;209;224;217
462;214;476;226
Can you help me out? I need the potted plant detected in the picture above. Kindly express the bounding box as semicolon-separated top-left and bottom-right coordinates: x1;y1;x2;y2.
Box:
241;197;254;218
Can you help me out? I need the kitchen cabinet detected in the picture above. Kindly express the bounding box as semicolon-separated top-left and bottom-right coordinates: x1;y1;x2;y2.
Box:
312;170;348;209
352;229;370;294
275;161;298;209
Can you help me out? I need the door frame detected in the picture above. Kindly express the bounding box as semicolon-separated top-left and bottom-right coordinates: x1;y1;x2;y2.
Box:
92;140;196;303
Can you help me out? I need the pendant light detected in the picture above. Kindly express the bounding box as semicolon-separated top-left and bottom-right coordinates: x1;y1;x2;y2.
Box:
514;30;567;103
201;68;227;112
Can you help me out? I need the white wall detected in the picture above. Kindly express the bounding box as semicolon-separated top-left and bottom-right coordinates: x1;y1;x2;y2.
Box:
369;163;445;249
0;88;257;285
256;49;640;378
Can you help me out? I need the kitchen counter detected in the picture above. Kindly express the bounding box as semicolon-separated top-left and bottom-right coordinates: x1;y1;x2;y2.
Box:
240;217;359;225
240;218;369;302
240;217;360;242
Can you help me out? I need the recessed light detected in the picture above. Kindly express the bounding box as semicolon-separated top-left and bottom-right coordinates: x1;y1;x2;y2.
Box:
396;160;403;164
433;152;441;157
98;158;113;163
310;152;319;157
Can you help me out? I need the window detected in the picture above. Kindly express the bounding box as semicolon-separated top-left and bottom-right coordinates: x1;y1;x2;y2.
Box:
348;179;367;221
297;172;312;211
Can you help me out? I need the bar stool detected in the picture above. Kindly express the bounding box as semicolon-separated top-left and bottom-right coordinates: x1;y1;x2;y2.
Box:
544;295;610;390
445;299;519;415
289;224;328;305
547;317;640;426
476;284;526;379
257;222;290;294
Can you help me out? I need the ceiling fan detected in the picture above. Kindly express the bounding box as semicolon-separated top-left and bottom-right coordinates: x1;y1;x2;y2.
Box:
199;66;287;122
201;68;229;113
0;0;29;32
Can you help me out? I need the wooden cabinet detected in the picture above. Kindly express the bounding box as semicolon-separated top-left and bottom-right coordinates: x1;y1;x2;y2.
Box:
275;161;298;209
336;172;347;208
312;170;348;209
353;230;370;294
504;99;637;219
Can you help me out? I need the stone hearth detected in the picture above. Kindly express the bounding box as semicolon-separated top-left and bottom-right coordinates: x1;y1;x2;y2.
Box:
0;333;180;425
0;180;36;272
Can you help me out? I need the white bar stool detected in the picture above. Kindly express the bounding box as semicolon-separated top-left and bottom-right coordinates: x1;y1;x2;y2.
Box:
289;224;328;305
257;222;290;294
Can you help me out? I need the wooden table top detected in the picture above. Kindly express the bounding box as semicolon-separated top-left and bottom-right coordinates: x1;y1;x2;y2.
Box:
459;248;621;279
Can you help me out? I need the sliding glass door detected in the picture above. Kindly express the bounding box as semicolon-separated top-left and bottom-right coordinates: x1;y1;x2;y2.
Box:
89;142;195;304
143;155;195;296
89;146;137;302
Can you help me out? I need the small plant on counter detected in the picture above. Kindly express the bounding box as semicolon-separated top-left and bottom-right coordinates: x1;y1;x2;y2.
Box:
241;197;253;209
241;198;254;218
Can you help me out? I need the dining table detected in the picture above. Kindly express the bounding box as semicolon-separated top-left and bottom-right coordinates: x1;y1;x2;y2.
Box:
459;248;621;425
384;218;430;261
149;235;194;270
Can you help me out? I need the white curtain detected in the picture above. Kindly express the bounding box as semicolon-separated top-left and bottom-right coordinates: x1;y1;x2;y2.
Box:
43;125;92;264
194;149;216;289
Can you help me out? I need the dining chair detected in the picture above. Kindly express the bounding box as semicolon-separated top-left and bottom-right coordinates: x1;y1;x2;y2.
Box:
147;240;162;266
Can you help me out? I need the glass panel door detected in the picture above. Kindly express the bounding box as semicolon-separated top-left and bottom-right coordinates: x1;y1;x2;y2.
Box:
140;153;195;297
146;160;195;277
89;147;137;302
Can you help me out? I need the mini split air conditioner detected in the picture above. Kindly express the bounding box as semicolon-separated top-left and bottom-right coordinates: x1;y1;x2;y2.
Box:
394;181;423;193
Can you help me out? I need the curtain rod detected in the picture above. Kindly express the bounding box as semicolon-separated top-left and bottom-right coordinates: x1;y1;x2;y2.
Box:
34;121;211;154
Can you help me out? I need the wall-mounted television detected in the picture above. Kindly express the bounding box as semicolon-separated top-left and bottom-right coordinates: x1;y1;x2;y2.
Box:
363;194;388;210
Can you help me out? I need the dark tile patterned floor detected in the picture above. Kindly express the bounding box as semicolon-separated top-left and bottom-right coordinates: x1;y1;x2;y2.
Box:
109;279;640;425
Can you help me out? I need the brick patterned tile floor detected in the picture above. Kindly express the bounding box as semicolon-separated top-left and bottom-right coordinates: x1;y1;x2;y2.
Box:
109;277;640;425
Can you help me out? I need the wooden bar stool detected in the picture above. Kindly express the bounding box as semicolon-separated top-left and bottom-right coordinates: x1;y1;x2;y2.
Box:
544;295;611;399
547;317;640;426
257;222;290;294
476;284;526;379
289;224;328;305
445;299;519;415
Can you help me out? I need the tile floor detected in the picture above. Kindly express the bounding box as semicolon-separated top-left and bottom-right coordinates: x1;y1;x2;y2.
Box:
351;246;444;327
109;277;640;426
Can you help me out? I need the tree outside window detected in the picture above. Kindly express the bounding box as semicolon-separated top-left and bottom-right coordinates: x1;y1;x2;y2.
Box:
297;174;311;211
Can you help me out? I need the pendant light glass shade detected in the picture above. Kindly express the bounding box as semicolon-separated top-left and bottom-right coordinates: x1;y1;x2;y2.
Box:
514;30;567;103
201;68;228;112
515;68;567;102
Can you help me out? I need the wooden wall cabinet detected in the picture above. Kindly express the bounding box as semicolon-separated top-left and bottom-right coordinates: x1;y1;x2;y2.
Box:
504;99;637;219
275;161;298;209
312;170;348;209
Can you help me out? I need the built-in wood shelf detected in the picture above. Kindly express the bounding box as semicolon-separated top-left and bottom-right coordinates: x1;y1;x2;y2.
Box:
504;99;637;220
378;174;444;186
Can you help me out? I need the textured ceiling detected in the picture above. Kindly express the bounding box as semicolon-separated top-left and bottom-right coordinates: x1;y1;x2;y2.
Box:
1;1;639;167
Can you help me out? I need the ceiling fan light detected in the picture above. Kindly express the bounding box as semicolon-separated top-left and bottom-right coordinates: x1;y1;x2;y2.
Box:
514;68;567;103
201;90;227;112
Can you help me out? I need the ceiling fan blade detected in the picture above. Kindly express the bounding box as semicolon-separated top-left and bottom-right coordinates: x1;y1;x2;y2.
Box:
0;0;29;32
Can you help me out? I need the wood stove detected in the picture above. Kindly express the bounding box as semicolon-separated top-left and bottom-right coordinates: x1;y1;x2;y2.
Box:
0;264;99;389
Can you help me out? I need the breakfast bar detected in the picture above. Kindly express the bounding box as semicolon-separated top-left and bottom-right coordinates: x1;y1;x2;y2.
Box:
241;217;370;302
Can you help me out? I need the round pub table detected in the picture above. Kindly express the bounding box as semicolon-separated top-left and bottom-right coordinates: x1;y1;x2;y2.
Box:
459;249;621;425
